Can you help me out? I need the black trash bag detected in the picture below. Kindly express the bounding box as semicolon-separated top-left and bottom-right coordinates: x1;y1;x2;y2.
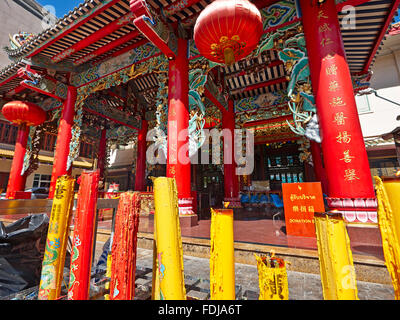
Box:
93;237;110;283
0;214;49;297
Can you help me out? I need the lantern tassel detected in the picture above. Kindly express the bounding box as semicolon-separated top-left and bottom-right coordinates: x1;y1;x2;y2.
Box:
224;48;236;66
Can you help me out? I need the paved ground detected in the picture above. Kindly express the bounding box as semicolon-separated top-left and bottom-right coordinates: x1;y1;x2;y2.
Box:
96;244;395;300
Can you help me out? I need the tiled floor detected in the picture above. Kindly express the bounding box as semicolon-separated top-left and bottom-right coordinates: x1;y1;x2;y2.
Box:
124;248;395;300
97;208;385;260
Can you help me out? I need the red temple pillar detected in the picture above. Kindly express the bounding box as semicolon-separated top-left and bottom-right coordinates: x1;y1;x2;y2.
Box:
49;86;77;199
167;38;195;215
134;119;148;191
300;0;376;221
223;99;240;207
6;124;29;199
97;128;107;181
310;140;329;195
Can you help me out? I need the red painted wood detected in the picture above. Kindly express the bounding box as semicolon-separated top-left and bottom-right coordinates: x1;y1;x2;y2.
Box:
163;0;200;16
20;81;65;102
300;0;375;199
77;52;162;88
204;88;227;115
110;192;141;300
52;12;135;63
73;30;140;66
5;124;29;199
27;0;122;58
223;99;239;200
362;0;400;72
97;128;107;181
82;107;139;131
134;119;148;191
242;114;293;127
239;76;287;93
253;0;282;9
336;0;375;12
4;85;26;98
68;170;100;300
167;38;191;199
49;86;77;199
0;74;18;88
310;141;329;194
110;38;149;58
133;16;176;59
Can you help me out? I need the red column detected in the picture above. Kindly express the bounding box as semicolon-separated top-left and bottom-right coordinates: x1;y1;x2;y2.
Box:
6;124;29;199
310;140;329;194
300;0;375;203
134;119;148;191
97;128;107;181
68;170;100;300
167;38;194;215
49;86;77;199
223;100;240;207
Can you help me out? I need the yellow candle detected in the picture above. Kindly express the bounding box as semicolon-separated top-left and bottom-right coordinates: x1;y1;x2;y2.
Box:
314;212;358;300
210;208;235;300
153;177;186;300
381;176;400;239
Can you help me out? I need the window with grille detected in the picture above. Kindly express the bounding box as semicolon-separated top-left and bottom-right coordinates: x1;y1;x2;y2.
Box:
32;174;52;188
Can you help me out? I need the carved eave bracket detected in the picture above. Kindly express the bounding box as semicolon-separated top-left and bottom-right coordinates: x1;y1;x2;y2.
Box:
17;65;68;102
130;0;177;60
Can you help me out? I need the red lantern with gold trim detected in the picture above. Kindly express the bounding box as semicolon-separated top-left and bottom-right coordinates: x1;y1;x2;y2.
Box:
1;101;47;199
194;0;263;66
2;100;47;126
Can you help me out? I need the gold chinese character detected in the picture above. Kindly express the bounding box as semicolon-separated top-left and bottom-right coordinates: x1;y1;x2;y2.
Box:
293;206;299;212
344;169;360;181
328;80;340;92
323;52;336;61
333;112;347;125
319;23;332;33
308;206;315;213
300;206;307;213
326;64;338;76
340;150;355;163
336;131;352;144
54;184;66;200
330;97;346;107
317;10;328;20
320;37;333;47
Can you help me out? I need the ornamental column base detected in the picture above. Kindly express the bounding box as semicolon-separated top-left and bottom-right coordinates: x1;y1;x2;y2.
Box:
223;197;242;209
178;197;198;228
326;197;378;224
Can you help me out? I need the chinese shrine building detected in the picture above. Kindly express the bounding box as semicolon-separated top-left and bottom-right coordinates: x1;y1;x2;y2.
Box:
0;0;399;259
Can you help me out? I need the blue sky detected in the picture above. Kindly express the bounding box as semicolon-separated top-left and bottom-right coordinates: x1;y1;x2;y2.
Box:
37;1;399;22
36;0;84;17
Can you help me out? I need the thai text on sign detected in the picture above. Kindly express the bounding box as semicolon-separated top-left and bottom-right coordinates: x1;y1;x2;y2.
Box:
282;182;325;237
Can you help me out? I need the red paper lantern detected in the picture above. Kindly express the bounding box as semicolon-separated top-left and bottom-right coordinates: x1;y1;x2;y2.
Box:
194;0;263;66
2;101;47;126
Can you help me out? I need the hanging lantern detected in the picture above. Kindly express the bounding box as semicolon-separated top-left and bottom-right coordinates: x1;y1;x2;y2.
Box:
2;101;47;126
194;0;263;66
1;101;47;199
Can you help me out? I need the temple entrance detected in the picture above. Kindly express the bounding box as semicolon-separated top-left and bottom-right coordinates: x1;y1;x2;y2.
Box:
194;164;224;220
252;142;305;191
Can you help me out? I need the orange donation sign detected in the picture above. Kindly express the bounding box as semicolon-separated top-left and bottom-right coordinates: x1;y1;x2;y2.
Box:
282;182;325;237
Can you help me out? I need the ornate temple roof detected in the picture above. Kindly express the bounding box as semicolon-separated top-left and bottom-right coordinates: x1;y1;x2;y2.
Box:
0;0;399;109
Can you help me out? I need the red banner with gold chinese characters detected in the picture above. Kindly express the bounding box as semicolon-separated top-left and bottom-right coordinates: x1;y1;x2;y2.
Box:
68;170;100;300
300;0;375;199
